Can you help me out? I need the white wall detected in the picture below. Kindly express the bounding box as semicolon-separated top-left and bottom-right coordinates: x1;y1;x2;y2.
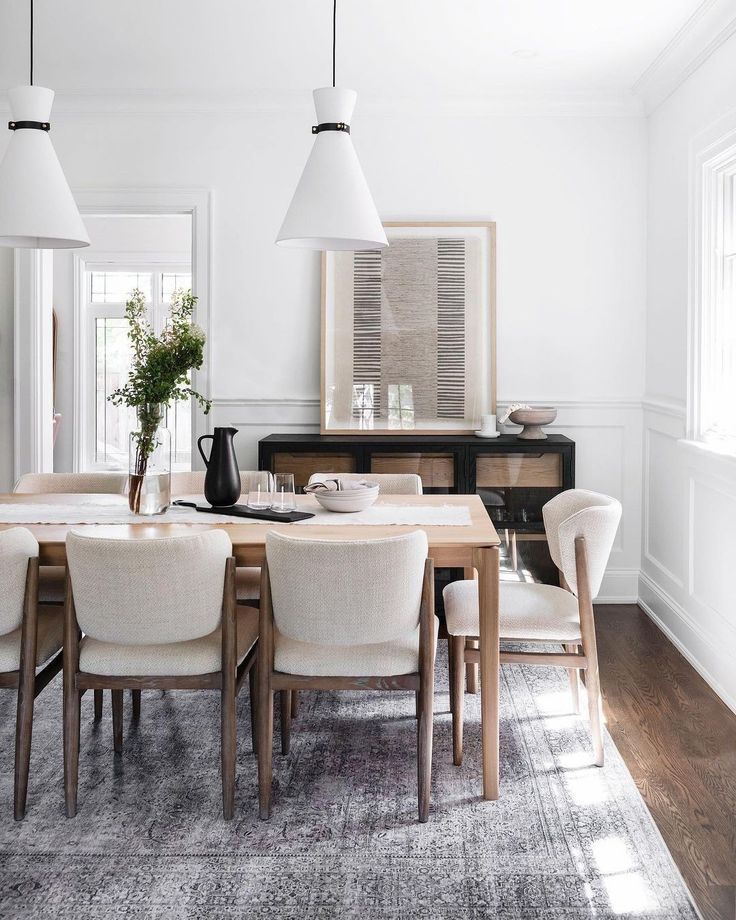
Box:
0;99;647;598
643;32;736;710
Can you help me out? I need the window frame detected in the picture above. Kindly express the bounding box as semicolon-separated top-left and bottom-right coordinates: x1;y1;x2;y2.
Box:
75;256;193;472
689;121;736;450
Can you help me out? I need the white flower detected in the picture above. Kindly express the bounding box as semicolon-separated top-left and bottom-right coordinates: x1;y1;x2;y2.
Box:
499;403;533;424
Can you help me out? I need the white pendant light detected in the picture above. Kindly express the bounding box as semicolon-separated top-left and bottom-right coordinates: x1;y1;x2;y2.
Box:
0;1;89;249
276;0;387;251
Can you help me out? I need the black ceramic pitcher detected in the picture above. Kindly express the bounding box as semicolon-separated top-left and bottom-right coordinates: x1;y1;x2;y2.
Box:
197;427;240;507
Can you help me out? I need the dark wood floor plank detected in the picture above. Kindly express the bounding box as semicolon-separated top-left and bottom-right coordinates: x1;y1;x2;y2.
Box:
596;604;736;920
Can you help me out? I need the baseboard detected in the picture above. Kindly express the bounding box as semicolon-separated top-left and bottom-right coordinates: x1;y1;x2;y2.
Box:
596;568;640;604
638;571;736;715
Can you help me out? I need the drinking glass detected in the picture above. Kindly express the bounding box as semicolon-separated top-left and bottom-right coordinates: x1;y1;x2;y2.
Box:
246;472;272;510
271;473;296;513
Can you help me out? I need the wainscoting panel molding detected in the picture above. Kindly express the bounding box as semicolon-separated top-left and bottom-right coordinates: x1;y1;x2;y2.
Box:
642;399;736;713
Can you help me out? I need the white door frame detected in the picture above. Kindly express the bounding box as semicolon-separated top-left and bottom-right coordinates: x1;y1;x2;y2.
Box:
13;249;54;483
13;187;213;477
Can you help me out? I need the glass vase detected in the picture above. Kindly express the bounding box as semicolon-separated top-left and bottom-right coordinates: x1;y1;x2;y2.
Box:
128;404;172;515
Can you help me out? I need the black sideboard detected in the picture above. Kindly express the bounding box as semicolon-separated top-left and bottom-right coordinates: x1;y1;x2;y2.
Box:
258;433;575;585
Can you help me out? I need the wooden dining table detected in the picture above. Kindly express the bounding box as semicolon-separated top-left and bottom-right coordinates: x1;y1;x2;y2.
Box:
0;491;502;799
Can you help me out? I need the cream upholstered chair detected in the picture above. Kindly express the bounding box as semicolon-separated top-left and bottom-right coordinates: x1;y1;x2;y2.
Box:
443;489;621;768
258;530;436;822
63;530;259;820
171;470;273;605
307;472;423;494
0;528;63;819
14;471;131;721
14;472;127;607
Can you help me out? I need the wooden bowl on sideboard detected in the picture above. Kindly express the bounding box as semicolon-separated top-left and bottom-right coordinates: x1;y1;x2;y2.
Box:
508;407;557;440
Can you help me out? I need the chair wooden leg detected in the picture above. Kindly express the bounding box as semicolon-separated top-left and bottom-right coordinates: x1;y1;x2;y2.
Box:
249;665;258;754
93;689;103;721
418;671;435;824
447;637;455;712
565;643;580;713
585;659;605;767
450;635;466;766
14;673;35;821
131;689;141;722
111;689;123;754
466;639;479;693
280;689;292;755
257;684;274;819
63;681;80;818
575;538;604;767
290;690;299;719
221;679;236;821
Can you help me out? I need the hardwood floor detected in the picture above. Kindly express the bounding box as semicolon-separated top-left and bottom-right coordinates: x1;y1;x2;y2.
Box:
596;604;736;920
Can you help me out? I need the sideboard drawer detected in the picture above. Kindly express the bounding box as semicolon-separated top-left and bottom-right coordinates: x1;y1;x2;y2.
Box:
370;453;455;490
476;453;562;488
271;452;356;489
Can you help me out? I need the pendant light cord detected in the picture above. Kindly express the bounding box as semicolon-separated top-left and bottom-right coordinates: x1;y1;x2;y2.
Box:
30;0;34;85
332;0;337;87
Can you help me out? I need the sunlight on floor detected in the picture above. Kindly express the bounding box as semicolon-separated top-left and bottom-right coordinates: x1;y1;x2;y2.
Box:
593;836;657;913
536;690;573;715
592;836;635;874
604;871;658;914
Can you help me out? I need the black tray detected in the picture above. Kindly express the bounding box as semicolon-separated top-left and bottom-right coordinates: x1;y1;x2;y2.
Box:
173;501;314;523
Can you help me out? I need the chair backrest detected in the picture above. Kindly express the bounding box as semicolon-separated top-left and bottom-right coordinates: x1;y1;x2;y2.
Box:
14;472;127;495
542;490;622;599
266;530;428;646
0;527;38;637
170;470;271;495
66;530;231;645
307;472;423;495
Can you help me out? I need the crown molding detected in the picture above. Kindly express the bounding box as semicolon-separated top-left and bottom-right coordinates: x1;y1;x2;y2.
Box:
0;88;644;119
633;0;736;113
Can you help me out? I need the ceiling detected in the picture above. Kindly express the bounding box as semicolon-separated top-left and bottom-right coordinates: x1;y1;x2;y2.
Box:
0;0;705;98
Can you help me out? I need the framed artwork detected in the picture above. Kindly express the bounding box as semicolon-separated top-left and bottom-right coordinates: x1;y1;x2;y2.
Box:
321;221;496;434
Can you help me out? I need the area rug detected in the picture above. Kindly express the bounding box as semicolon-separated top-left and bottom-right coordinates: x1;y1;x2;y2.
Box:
0;648;698;919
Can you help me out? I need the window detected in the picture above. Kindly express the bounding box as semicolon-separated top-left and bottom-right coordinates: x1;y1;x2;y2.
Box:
83;266;193;471
698;146;736;447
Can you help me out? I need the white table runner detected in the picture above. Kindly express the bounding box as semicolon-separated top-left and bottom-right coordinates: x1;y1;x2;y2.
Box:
0;499;472;527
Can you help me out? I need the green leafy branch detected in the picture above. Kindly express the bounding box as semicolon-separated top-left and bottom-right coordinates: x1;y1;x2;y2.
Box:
109;288;211;414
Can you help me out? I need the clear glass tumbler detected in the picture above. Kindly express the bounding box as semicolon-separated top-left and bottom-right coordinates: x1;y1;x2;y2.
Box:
271;473;296;513
247;471;272;511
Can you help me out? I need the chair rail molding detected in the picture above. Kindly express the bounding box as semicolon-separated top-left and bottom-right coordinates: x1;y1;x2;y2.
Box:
13;250;54;483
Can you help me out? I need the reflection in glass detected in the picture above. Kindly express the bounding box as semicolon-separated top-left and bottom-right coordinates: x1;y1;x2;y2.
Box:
351;384;374;427
388;384;415;429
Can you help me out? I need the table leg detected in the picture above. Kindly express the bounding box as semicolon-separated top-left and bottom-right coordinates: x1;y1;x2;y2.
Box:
463;566;479;693
473;544;500;800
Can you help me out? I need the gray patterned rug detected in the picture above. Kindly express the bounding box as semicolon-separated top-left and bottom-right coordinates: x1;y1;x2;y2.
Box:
0;648;698;919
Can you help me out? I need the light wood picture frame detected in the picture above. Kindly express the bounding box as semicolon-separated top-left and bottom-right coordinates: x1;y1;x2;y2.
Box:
321;220;496;435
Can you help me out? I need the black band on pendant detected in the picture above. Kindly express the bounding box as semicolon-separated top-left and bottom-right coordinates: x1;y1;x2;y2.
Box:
312;122;350;135
8;120;50;131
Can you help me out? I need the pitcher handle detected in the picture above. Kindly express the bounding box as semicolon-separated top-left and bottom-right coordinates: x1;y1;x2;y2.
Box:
197;434;214;467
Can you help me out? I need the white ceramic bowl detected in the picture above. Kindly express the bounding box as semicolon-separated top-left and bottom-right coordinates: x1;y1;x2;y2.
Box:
313;483;380;513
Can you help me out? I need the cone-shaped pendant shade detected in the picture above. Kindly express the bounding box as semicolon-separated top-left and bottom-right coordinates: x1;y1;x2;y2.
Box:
0;86;89;249
276;87;387;251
